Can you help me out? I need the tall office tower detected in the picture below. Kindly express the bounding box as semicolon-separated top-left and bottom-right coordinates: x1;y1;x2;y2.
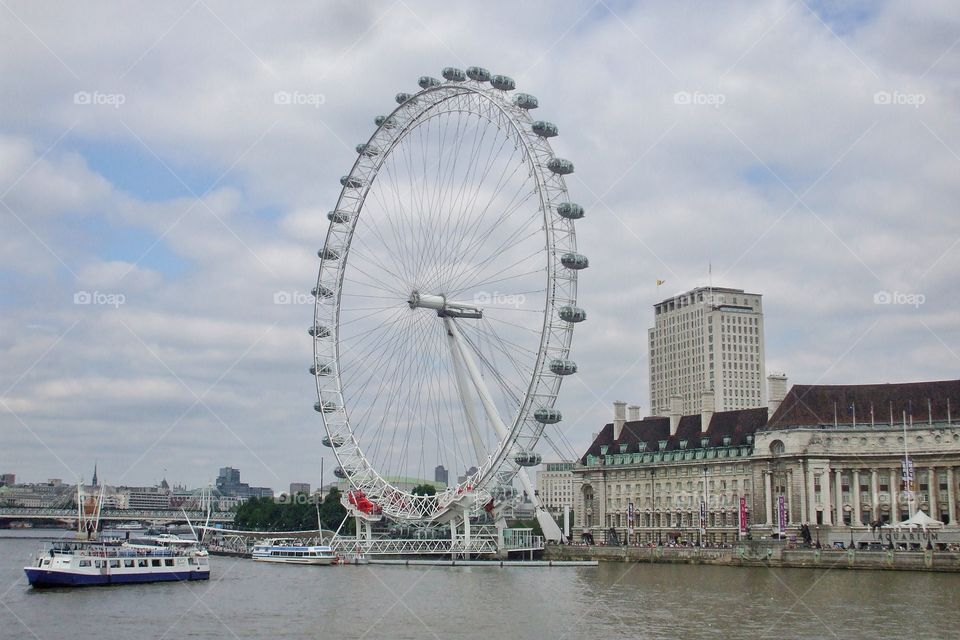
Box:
648;286;766;415
434;465;449;486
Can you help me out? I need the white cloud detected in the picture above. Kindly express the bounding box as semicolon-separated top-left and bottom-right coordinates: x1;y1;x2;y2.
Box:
1;0;958;490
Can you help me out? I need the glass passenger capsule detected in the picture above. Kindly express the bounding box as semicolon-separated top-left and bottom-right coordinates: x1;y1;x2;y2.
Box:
558;305;587;323
318;246;341;260
556;202;584;219
314;401;338;413
490;484;516;500
310;363;333;376
514;450;542;467
356;143;379;157
549;358;578;375
560;252;589;270
312;285;334;298
490;75;516;91
466;66;491;82
442;67;466;82
321;434;345;448
374;115;396;128
308;324;331;338
534;407;563;424
333;466;348;479
340;175;365;188
395;92;414;104
327;210;351;224
547;158;574;175
419;76;441;89
532;121;558;138
513;93;538;109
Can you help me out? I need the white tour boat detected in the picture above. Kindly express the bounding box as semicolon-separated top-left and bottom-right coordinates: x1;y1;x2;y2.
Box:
24;541;210;587
251;538;337;565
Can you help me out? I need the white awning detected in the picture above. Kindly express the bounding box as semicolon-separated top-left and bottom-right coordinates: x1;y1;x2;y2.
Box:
892;510;943;529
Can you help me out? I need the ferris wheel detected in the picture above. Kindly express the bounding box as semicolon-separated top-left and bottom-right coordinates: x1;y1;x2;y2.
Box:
312;66;587;540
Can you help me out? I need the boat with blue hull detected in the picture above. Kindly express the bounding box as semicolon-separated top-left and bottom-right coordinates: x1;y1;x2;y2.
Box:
25;542;210;588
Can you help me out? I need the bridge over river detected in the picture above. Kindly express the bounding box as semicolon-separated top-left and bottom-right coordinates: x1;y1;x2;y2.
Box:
0;506;234;525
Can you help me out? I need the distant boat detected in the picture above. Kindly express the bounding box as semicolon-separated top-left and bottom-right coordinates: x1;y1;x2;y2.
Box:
252;538;337;565
9;522;33;529
113;521;142;530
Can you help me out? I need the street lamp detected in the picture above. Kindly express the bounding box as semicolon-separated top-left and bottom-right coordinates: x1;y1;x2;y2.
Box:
815;525;821;549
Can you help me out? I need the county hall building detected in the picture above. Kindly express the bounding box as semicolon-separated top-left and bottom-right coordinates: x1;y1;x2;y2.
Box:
572;379;960;547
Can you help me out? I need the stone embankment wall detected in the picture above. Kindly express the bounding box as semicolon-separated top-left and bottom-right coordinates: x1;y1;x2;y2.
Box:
545;543;960;572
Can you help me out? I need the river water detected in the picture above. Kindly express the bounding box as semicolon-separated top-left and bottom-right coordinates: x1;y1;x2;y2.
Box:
1;530;957;639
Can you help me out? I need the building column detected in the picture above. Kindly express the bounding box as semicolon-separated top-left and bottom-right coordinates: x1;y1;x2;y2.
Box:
822;469;832;526
889;468;899;522
835;468;843;526
798;462;808;524
870;468;880;520
948;467;956;525
764;470;773;526
807;465;817;524
786;470;794;524
928;466;937;518
852;469;861;526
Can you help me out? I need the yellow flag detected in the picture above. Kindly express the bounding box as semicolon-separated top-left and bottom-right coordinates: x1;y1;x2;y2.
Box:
656;279;666;286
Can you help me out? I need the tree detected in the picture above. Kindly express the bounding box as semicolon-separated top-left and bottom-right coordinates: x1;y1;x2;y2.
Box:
319;487;347;531
411;484;436;496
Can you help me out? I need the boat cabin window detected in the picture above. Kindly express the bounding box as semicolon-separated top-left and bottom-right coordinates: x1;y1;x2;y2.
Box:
151;559;161;567
124;559;135;567
138;559;148;567
109;560;120;568
164;559;174;567
79;560;91;567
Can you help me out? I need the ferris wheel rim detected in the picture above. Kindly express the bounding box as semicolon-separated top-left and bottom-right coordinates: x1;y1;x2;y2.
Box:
312;73;579;522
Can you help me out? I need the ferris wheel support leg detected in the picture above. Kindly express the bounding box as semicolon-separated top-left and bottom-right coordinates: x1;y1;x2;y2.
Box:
445;327;488;467
463;505;471;560
444;318;564;544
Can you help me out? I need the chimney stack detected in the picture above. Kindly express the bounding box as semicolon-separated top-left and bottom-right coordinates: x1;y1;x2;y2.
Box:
700;390;715;434
628;405;641;422
669;395;683;436
613;401;627;440
767;373;788;418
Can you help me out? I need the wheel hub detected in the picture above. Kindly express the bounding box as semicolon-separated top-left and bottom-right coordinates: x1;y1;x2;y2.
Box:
408;290;482;319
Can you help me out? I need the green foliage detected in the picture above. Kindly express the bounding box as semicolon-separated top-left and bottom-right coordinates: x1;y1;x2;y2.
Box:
233;488;348;532
411;484;437;496
512;518;544;538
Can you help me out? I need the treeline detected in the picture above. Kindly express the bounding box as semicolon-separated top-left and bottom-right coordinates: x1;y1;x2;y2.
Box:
233;488;347;531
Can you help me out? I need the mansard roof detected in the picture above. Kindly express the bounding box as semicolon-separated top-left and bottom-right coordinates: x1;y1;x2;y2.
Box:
768;379;960;428
580;407;768;463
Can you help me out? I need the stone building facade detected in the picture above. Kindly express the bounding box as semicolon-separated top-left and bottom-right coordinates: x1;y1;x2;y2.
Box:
574;379;960;547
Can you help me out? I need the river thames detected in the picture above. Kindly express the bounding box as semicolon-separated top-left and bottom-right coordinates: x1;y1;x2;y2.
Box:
1;531;958;639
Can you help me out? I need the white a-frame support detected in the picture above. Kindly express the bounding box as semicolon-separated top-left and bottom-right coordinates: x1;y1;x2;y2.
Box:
443;317;563;543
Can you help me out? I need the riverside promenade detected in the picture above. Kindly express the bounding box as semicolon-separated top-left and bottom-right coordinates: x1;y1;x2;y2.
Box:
545;542;960;573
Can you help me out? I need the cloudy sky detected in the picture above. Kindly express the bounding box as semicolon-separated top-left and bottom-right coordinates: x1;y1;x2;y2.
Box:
1;1;958;493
